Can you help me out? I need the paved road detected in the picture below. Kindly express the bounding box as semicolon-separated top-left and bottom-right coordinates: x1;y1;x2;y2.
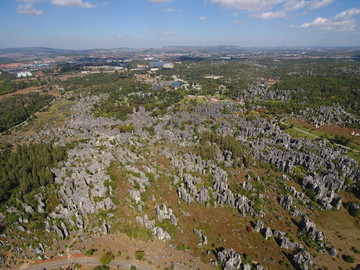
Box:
19;257;155;270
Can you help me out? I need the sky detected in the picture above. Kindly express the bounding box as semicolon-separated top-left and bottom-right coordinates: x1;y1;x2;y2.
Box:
0;0;360;49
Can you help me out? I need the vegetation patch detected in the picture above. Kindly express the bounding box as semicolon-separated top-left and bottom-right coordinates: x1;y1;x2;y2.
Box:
99;251;115;265
135;250;145;260
0;92;54;132
85;248;97;256
342;254;355;263
0;142;67;203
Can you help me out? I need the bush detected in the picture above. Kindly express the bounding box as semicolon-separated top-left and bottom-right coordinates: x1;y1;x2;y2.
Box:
130;266;137;270
93;266;109;270
342;254;355;263
111;124;135;133
351;246;360;254
135;250;145;260
194;143;217;160
99;252;115;265
346;202;360;218
330;135;353;146
85;249;97;256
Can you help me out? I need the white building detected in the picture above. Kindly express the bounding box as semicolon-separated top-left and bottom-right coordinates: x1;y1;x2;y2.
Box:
17;71;32;78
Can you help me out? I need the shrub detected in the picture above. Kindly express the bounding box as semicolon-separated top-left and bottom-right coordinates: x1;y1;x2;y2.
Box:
93;266;109;270
351;246;360;254
85;249;97;256
135;250;145;260
342;254;355;263
346;202;360;218
165;264;175;270
130;266;137;270
111;124;135;133
99;252;115;265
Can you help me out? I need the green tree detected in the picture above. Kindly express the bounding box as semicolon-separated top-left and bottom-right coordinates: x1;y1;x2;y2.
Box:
135;250;145;260
99;252;115;265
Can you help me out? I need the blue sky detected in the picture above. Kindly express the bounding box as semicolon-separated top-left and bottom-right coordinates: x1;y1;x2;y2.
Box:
1;0;360;49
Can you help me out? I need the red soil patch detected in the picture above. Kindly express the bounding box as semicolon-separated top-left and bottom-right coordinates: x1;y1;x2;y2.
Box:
0;86;42;101
290;119;360;144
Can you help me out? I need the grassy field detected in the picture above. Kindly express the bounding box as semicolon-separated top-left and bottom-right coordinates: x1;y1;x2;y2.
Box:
285;127;318;140
348;151;360;163
35;99;74;124
312;207;360;269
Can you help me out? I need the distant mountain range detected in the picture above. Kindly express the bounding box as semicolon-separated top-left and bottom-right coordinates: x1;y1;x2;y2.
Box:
0;46;245;54
1;46;360;58
0;47;73;54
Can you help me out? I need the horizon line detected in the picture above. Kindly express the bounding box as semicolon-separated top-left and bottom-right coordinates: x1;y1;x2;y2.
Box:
1;45;360;51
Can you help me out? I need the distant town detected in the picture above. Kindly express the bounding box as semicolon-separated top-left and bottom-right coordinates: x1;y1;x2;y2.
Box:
1;46;359;77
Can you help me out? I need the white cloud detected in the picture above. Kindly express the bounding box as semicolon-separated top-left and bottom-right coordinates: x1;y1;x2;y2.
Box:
298;8;360;32
309;0;334;10
16;0;43;15
116;34;125;38
300;17;356;31
51;0;95;8
199;16;207;21
283;0;308;11
335;8;360;20
17;4;43;15
160;31;172;35
232;12;238;16
209;0;335;20
233;19;242;23
252;10;286;19
209;0;286;12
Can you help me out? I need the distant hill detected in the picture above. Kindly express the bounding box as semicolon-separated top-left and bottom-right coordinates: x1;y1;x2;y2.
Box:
0;47;139;57
0;47;64;53
162;45;246;53
0;47;83;56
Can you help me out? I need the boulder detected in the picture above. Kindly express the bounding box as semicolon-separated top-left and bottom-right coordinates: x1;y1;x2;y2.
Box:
216;249;242;270
293;250;313;270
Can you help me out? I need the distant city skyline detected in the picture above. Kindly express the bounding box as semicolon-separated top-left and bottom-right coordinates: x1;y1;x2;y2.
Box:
1;0;360;49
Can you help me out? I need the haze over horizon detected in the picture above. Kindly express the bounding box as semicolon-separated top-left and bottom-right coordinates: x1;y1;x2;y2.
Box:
1;0;360;50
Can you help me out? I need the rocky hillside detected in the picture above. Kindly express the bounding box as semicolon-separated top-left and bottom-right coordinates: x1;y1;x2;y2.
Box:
0;87;359;270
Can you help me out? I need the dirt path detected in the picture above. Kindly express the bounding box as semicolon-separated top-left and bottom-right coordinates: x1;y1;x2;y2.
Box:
292;127;320;139
19;256;155;270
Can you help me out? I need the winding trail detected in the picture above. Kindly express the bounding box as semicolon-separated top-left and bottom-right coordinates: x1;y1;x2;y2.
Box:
19;257;155;270
292;127;320;139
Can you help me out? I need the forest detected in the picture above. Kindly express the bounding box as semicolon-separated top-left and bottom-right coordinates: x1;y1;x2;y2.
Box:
0;142;67;203
0;92;54;132
0;74;42;95
200;131;251;168
271;76;360;115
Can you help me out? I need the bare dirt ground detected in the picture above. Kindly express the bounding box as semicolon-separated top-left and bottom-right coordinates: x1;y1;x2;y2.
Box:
0;86;43;101
83;232;211;270
312;206;360;269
